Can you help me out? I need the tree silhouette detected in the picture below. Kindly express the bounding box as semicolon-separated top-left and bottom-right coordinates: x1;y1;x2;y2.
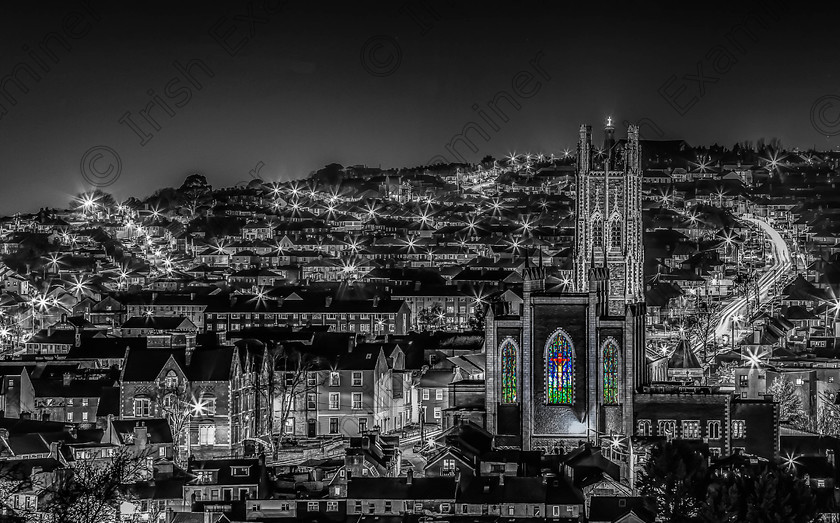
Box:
700;461;817;523
637;440;709;522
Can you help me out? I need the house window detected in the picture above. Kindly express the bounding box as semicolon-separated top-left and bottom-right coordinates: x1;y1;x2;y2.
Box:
329;417;339;434
436;389;444;401
200;395;216;416
307;393;316;410
443;459;455;472
354;501;362;513
329;393;340;410
384;501;392;512
307;373;317;387
330;372;340;386
198;424;216;445
434;407;441;419
739;374;748;387
359;417;367;433
352;393;362;410
133;397;151;418
422;389;429;400
731;419;746;439
284;418;294;435
352;371;363;386
368;503;375;514
707;420;721;439
553;506;560;517
308;502;319;512
82;412;89;422
66;412;74;423
682;420;700;439
440;503;450;513
327;501;338;512
508;506;515;516
637;419;652;436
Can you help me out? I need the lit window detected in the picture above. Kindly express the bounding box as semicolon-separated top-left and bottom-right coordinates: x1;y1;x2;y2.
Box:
422;389;429;400
330;372;340;386
636;419;652;436
434;407;441;419
198;425;216;445
603;340;619;405
329;393;340;410
545;329;574;405
731;419;746;439
435;389;444;401
681;420;700;439
500;339;518;403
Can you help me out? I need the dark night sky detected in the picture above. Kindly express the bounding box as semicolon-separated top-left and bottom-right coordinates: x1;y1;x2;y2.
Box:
0;1;838;213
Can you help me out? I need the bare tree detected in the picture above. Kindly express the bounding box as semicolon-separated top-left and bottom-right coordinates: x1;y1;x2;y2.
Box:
151;376;197;464
768;376;807;427
250;345;326;456
0;447;154;523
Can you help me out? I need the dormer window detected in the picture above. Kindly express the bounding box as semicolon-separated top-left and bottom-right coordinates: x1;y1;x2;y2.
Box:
231;466;250;477
163;370;178;390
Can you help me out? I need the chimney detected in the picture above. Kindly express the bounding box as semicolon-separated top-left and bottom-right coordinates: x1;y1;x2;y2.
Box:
134;422;148;448
406;469;413;485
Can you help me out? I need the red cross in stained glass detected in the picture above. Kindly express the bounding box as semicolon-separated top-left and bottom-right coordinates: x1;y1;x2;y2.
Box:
549;351;570;373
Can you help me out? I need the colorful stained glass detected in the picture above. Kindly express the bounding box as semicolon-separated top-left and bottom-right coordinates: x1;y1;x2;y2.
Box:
603;341;619;405
500;339;517;403
546;331;574;404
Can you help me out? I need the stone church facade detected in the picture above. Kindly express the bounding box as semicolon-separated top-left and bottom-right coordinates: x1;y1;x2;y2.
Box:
485;120;647;452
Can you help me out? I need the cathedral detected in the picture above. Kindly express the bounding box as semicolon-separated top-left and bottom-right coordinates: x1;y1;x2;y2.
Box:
485;119;646;452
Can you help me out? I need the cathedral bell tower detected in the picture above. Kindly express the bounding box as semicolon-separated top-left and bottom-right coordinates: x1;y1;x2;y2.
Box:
574;118;644;315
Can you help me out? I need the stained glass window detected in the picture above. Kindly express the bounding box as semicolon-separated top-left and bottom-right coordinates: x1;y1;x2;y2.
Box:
603;340;619;405
546;330;574;404
500;339;517;403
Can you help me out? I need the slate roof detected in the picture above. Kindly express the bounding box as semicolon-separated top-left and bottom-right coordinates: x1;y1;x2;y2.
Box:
668;338;702;369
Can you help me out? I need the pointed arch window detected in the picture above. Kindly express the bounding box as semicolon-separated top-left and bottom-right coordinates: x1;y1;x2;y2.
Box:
592;214;604;248
603;340;619;405
500;339;517;403
609;217;622;250
545;329;574;405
